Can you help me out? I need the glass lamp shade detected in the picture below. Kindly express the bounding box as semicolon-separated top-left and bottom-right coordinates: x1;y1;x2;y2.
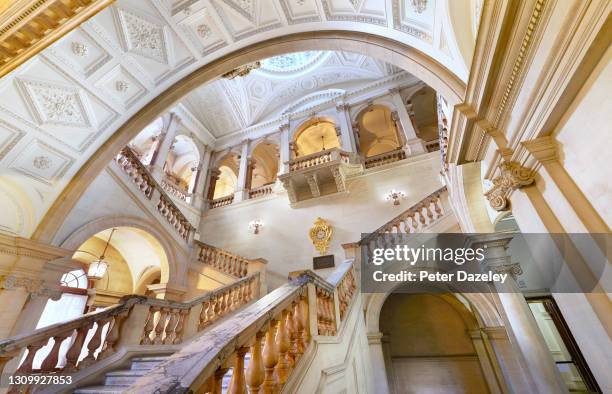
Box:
87;259;108;280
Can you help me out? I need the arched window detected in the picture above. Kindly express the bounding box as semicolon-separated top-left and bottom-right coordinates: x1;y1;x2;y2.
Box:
357;105;402;158
293;118;340;158
163;135;201;198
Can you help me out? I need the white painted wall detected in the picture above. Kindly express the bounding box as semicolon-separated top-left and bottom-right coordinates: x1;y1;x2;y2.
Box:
199;153;444;287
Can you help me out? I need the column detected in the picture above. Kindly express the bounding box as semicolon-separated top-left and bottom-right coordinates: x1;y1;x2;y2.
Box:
367;333;391;394
193;147;211;210
234;140;250;203
335;102;357;153
470;234;568;394
278;122;290;175
389;88;425;155
150;113;180;181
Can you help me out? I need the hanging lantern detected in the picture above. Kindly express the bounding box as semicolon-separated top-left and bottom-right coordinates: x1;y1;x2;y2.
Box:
86;228;116;281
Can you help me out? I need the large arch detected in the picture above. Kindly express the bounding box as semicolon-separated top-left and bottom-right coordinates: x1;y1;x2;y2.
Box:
32;32;466;244
59;216;179;286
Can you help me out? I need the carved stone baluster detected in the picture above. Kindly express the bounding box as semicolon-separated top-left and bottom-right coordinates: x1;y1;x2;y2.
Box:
246;333;264;393
227;347;248;394
141;306;158;345
163;308;179;344
80;319;109;367
211;367;229;394
199;300;210;331
64;323;92;371
17;341;46;373
293;301;305;358
40;332;71;372
286;307;297;368
154;308;169;345
173;309;189;344
262;320;279;393
276;310;290;385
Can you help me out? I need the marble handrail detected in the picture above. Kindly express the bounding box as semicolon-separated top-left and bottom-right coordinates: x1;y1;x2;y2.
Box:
127;261;359;393
364;147;406;169
359;186;448;247
115;147;195;242
196;241;255;278
0;273;261;387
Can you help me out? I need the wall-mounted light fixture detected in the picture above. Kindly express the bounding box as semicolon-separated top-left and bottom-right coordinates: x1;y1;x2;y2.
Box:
249;220;264;234
385;189;406;206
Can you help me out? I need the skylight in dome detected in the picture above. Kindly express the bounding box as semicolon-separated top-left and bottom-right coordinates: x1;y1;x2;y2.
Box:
261;51;321;72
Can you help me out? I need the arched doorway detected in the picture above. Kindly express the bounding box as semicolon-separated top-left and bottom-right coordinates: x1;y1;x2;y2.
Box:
211;153;240;200
380;293;491;393
292;117;340;158
250;140;279;189
356;105;403;158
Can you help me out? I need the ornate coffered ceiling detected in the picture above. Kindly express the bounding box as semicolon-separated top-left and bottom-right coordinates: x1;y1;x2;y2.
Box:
0;0;478;238
181;51;399;138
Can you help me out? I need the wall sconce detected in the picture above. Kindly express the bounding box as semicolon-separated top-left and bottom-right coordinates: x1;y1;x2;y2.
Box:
249;220;264;234
385;189;405;206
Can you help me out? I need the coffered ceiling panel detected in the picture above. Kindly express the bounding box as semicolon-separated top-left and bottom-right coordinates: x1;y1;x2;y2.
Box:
0;0;478;237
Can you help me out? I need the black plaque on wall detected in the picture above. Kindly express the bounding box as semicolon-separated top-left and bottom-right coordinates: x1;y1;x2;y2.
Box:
313;255;335;270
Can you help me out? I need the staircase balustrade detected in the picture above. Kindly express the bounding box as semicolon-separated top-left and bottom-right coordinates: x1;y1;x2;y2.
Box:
0;273;261;392
126;260;359;393
115;147;195;242
160;177;190;202
364;148;406;169
196;241;257;278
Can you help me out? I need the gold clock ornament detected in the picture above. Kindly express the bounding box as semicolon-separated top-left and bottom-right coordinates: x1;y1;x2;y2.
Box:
309;217;333;255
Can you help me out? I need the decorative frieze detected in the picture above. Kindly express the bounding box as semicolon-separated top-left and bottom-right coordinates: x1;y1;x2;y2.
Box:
484;161;535;211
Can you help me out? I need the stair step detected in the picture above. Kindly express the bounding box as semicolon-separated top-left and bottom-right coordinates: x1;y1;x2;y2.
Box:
74;385;129;394
105;369;148;386
130;356;169;371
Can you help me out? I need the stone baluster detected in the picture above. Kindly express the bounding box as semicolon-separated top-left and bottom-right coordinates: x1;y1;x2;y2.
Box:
276;310;290;385
64;323;93;372
99;311;128;359
141;306;158;345
173;309;189;344
294;301;305;358
153;308;168;345
80;319;108;367
246;333;265;392
227;347;248;394
210;367;229;394
262;320;279;393
17;341;46;373
286;307;297;368
163;308;178;344
40;333;70;372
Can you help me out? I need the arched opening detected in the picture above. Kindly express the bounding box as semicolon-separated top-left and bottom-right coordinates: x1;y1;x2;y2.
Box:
292;118;340;158
163;135;201;197
380;293;490;393
127;117;164;166
357;105;402;158
212;153;240;199
408;86;440;143
250;141;279;189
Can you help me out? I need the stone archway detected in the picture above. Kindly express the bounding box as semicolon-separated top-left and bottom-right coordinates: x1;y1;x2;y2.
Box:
32;31;466;244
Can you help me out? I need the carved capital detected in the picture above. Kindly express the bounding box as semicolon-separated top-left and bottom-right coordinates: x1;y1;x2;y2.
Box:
0;274;43;293
484;161;535;211
491;263;523;279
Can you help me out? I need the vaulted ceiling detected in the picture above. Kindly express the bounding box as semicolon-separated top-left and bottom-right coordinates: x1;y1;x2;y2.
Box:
181;51;401;138
0;0;479;238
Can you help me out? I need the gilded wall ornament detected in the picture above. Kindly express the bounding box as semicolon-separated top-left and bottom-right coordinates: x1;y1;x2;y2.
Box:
222;61;261;79
309;217;333;255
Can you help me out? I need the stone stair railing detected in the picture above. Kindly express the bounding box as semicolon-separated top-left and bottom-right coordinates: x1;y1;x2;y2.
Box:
425;138;441;152
160;177;190;202
196;241;264;279
360;186;448;251
115;147;196;242
209;194;234;209
0;273;261;393
248;183;274;199
127;260;358;393
364;147;406;169
288;148;351;172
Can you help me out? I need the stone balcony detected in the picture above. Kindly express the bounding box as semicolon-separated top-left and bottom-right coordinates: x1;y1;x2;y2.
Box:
278;148;363;205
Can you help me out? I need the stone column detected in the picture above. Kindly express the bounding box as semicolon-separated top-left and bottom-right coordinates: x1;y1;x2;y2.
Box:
335;102;357;153
367;332;391;394
388;88;425;155
470;234;568;394
193;147;211;210
146;283;187;301
150;113;179;181
234;140;250;203
206;168;221;202
278;122;291;175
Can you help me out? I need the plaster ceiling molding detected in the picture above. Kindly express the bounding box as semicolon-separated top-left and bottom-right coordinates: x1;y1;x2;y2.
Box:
0;121;26;162
278;0;321;25
8;139;74;186
94;65;148;110
211;0;283;41
392;0;434;42
320;0;387;25
116;7;169;64
282;89;346;114
45;28;113;78
257;52;329;77
172;6;228;57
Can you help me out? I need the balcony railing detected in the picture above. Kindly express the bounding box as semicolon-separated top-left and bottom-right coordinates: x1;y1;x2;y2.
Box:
196;241;257;278
209;194;234;209
126;260;358;393
0;273;261;390
425;138;441;152
115;147;195;242
248;183;274;199
288;148;350;172
364;148;406;169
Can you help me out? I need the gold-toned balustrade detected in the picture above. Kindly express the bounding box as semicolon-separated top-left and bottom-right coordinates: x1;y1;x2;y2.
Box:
115;147;196;242
196;241;261;278
248;183;274;199
209;194;234;209
364;147;406;169
0;273;261;393
126;260;359;393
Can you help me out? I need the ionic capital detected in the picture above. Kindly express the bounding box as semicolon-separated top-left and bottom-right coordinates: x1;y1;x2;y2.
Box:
484;161;535;211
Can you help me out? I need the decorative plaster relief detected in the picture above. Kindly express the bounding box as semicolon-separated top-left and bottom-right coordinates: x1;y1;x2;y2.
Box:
117;8;168;64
